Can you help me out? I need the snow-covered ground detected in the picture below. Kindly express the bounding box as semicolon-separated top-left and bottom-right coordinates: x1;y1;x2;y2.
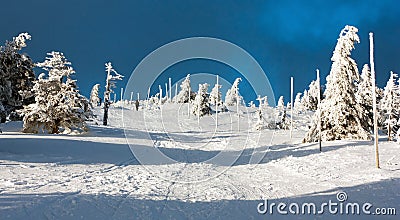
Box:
0;103;399;219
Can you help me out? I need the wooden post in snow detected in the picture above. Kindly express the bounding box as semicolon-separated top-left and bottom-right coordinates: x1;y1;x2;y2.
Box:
237;90;240;132
216;75;219;129
290;77;293;139
188;86;191;118
169;78;172;102
146;87;150;109
175;83;178;103
165;83;168;100
370;32;380;169
120;88;124;102
159;85;162;107
317;69;322;152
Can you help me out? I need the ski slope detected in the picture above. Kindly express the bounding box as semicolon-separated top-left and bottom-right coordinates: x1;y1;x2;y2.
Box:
0;103;399;219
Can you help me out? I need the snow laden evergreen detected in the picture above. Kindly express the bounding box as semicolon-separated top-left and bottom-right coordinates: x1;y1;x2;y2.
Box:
209;82;222;109
175;74;192;103
304;25;370;142
301;80;319;111
277;96;284;109
224;78;242;106
380;71;400;141
355;64;374;131
89;84;101;107
0;33;35;120
103;62;123;126
293;92;303;113
253;109;265;131
192;83;211;117
275;96;289;129
20;52;91;134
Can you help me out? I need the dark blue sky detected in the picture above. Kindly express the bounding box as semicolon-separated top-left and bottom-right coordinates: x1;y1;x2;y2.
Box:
1;0;399;104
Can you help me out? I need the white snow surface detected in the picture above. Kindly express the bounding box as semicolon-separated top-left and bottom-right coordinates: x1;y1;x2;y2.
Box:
0;103;399;219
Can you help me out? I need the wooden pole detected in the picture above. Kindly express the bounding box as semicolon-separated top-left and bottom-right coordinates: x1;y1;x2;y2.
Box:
121;88;124;102
370;32;380;168
317;69;322;151
165;83;168;100
175;83;178;103
290;77;293;139
188;86;191;117
146;87;150;109
169;78;172;102
159;85;162;107
216;75;219;129
237;90;240;132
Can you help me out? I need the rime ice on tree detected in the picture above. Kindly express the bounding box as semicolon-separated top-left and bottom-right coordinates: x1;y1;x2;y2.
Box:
175;74;192;103
304;25;370;142
103;62;123;126
90;84;101;107
380;71;400;141
192;83;211;117
0;33;35;120
224;78;242;106
20;52;91;134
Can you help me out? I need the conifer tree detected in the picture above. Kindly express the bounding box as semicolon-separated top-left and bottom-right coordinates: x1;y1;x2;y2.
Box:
21;52;90;134
380;71;400;141
225;78;242;106
0;33;35;118
304;25;369;142
90;84;101;107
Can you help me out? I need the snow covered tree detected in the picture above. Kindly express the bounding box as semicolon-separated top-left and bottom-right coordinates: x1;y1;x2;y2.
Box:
355;64;374;131
302;80;320;111
225;78;242;106
20;52;91;134
175;74;193;103
304;25;370;142
253;109;265;130
277;96;284;109
192;83;211;117
103;62;123;126
89;84;101;107
276;108;290;130
380;71;400;141
0;101;5;123
293;92;303;112
209;82;222;107
0;33;35;118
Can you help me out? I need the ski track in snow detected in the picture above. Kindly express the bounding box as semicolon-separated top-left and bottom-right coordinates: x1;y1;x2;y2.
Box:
1;104;399;219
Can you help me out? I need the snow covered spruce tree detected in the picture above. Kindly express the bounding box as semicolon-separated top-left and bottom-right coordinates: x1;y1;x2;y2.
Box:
89;83;101;107
277;96;284;109
293;92;303;113
192;83;211;116
225;78;242;106
302;80;319;111
380;71;400;141
103;62;123;126
175;74;193;103
355;64;374;131
304;25;370;142
21;52;91;134
209;82;222;109
0;33;35;120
